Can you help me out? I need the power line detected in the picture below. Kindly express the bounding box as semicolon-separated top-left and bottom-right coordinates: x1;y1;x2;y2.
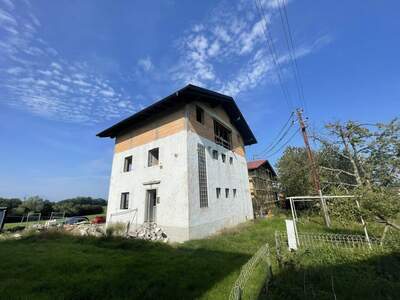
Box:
277;0;305;111
258;116;296;156
254;0;294;112
265;127;299;157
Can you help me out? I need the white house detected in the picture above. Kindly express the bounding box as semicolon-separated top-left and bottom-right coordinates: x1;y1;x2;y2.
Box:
97;84;257;242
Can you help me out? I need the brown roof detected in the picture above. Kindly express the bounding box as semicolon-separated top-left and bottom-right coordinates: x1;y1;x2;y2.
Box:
247;159;277;177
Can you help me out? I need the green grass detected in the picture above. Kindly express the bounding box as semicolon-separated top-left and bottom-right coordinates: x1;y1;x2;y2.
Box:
1;214;399;299
0;217;284;300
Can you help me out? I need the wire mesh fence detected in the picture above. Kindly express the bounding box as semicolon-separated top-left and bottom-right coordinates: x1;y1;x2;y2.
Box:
229;243;272;300
275;230;383;252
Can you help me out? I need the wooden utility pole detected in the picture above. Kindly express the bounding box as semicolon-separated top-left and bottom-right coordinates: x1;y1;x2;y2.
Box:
296;108;331;227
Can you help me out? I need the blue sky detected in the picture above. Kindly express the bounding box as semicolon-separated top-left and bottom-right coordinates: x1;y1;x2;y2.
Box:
0;0;399;200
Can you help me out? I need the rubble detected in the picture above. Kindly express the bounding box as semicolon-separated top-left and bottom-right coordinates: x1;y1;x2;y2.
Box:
63;223;106;237
127;222;168;242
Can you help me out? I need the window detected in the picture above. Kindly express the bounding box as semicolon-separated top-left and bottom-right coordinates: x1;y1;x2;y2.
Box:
225;188;229;198
197;144;208;208
214;120;232;149
229;157;233;165
123;156;132;172
212;150;218;160
221;153;226;163
196;106;204;124
216;188;221;199
233;189;237;198
148;148;159;167
120;192;129;209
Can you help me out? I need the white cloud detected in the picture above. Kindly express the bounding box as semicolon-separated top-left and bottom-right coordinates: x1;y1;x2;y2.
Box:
0;2;136;124
170;0;330;98
137;56;153;72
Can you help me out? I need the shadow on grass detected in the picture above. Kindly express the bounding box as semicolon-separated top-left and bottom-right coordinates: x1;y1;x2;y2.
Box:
0;232;251;300
267;249;400;300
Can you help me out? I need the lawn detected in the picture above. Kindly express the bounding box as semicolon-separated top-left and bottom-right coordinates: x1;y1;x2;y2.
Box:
0;216;284;300
0;214;399;299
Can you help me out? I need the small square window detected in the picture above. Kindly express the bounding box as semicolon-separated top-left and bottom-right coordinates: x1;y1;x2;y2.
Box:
148;148;159;167
233;189;237;197
196;106;204;124
229;157;233;165
123;156;132;172
216;188;221;199
225;188;229;198
221;154;226;163
120;192;129;209
212;150;218;160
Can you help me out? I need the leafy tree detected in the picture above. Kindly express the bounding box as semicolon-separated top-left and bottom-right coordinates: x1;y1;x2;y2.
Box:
276;147;313;197
18;196;45;213
0;198;22;210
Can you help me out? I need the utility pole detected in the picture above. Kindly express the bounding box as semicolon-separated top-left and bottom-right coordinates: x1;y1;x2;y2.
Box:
296;108;331;227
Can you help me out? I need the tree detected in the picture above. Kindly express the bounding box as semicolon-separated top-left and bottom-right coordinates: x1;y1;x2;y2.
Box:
18;196;45;214
276;147;313;197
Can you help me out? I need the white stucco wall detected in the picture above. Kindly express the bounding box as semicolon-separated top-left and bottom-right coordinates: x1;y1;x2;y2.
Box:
106;103;254;242
106;130;190;242
187;130;254;240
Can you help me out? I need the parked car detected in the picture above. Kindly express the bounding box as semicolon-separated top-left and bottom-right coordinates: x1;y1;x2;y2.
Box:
64;216;89;225
91;216;106;224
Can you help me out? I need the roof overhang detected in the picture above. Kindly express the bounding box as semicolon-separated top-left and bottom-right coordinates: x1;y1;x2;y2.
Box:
96;84;257;146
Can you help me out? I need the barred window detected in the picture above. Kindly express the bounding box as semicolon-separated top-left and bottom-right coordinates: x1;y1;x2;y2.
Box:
214;120;232;149
197;144;208;208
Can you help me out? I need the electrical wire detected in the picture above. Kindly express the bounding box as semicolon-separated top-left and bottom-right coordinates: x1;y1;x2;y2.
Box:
254;112;294;157
254;0;294;112
265;128;299;157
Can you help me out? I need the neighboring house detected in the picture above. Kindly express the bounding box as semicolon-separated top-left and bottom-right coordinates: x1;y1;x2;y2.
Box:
97;84;257;242
247;160;278;217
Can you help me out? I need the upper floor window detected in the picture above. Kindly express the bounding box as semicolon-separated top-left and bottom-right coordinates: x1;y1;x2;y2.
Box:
221;153;226;163
214;120;232;150
120;192;129;209
148;148;159;167
196;106;204;124
229;157;233;165
123;156;132;172
216;188;221;199
225;188;229;198
233;189;237;198
212;150;218;160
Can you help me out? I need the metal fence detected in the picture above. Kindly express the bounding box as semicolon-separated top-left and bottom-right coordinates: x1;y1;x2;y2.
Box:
275;231;382;251
229;243;272;300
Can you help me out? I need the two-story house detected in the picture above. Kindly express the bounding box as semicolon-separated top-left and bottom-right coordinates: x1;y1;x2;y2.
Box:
97;84;257;242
